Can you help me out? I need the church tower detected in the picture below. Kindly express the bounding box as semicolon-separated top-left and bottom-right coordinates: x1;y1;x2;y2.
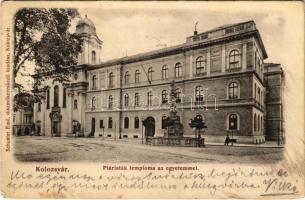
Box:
75;15;102;65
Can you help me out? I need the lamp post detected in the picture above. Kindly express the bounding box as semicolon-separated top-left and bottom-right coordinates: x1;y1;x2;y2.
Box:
141;117;144;144
231;130;234;146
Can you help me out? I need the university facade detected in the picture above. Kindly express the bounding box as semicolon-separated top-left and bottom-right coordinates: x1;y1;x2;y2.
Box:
32;16;284;144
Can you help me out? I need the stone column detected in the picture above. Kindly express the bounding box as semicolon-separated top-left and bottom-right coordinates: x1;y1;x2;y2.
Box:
242;43;247;70
189;53;193;77
221;47;226;72
78;92;85;134
41;99;45;136
68;92;73;133
206;50;211;76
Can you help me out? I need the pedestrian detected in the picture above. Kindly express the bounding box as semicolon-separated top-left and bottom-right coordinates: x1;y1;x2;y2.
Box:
224;135;230;146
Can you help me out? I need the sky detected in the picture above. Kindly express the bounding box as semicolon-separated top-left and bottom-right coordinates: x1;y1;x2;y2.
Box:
16;2;300;90
76;4;285;63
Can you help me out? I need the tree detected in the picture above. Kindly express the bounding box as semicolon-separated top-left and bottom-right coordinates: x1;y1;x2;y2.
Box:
14;8;83;89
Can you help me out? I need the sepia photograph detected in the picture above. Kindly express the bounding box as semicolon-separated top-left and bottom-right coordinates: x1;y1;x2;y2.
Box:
12;6;285;163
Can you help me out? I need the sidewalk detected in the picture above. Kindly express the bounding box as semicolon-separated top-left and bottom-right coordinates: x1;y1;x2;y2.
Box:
95;137;285;148
205;141;284;148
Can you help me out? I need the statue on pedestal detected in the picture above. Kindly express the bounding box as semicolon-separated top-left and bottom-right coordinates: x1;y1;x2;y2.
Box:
164;81;183;138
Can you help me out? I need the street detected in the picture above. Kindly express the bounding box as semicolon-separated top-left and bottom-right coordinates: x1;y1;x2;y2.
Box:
14;136;283;163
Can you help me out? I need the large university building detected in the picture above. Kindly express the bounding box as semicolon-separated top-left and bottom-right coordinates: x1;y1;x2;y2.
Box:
32;16;284;144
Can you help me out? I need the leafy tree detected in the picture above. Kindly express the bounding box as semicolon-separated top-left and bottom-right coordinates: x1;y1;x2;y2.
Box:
14;8;83;89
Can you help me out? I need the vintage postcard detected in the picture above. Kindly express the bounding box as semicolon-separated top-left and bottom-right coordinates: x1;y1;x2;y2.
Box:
0;1;304;199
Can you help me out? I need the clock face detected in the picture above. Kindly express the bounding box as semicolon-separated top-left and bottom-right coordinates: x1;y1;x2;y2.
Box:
74;73;78;80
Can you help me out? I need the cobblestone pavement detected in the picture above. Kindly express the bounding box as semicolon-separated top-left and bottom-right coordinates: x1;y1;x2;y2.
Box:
14;136;283;163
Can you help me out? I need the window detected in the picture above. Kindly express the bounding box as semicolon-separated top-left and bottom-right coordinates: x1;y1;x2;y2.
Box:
162;115;167;129
134;93;139;107
124;117;129;129
53;85;59;107
228;82;239;99
162;65;168;79
74;73;78;80
229;50;240;69
161;90;168;104
109;72;114;87
124;94;129;107
258;88;261;104
74;99;78;109
46;89;50;109
148;67;153;82
108;95;113;109
37;103;41;112
92;96;96;109
63;88;67;108
195;56;206;75
92;50;96;64
108;117;113;128
228;114;238;130
176;88;182;103
254;114;257;131
100;120;104;128
92;75;97;90
175;62;182;78
195;86;204;104
134;117;139;129
125;71;130;84
135;70;140;83
147;91;153;106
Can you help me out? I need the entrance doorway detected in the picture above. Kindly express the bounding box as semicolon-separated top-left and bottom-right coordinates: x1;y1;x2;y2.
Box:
144;116;155;137
91;118;95;136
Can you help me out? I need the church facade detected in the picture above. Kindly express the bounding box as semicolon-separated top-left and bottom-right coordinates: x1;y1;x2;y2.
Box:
32;16;284;144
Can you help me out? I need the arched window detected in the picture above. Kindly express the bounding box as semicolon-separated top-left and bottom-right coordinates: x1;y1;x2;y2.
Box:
46;89;50;109
161;90;168;104
195;86;204;104
38;103;41;112
147;91;153;106
228;82;239;99
229;50;240;69
254;114;257;131
63;88;67;108
124;94;129;107
108;117;113;128
92;96;96;109
108;95;113;108
162;115;168;129
175;62;182;78
92;75;97;89
74;99;78;109
92;50;96;64
124;117;129;129
148;67;153;82
54;85;59;107
134;117;139;129
195;56;206;75
109;72;114;87
162;65;168;79
134;93;140;107
135;70;140;83
228;113;238;130
176;88;182;103
124;71;130;84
